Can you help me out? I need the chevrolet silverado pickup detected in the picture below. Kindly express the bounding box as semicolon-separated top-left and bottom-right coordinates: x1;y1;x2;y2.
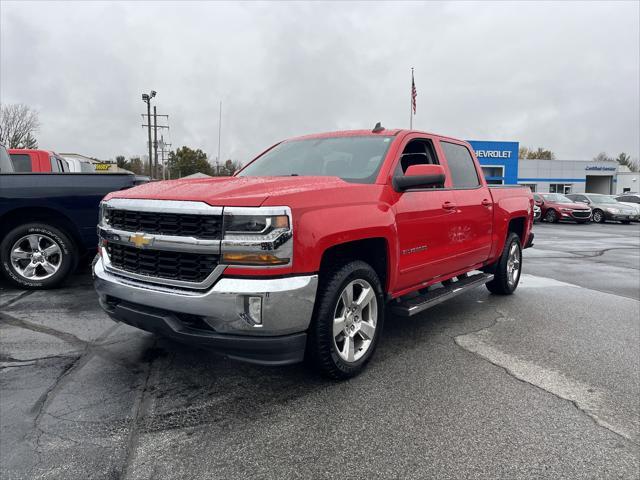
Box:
94;128;534;378
0;146;145;289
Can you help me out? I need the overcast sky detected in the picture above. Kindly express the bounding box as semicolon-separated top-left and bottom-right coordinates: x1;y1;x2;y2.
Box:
1;1;639;164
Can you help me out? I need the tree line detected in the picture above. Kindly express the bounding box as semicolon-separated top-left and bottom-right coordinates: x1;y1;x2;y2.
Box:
115;147;242;178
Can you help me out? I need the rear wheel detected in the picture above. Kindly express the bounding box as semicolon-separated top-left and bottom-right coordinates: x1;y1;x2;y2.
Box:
0;223;77;289
486;232;522;295
592;209;605;223
306;260;384;380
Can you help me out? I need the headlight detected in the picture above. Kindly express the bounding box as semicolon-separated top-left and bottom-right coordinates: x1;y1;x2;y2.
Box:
224;213;289;234
560;208;572;212
99;202;109;226
222;207;292;266
606;207;619;214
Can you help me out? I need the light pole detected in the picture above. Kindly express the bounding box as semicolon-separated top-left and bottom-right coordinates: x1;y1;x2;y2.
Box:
141;90;156;178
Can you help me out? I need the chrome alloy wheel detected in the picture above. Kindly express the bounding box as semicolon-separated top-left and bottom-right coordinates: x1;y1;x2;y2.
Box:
10;234;62;281
332;279;378;363
506;242;521;288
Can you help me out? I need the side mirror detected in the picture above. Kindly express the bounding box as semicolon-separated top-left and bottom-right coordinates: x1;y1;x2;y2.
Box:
393;164;446;191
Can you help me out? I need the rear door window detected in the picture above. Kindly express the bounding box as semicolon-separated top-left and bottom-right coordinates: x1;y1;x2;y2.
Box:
10;154;32;172
49;156;60;172
440;141;480;188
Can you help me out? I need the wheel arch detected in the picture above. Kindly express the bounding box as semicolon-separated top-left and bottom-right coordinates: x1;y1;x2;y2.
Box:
0;207;83;252
318;237;390;293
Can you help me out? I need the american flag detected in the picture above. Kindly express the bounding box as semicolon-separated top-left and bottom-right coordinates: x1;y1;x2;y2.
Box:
411;70;417;114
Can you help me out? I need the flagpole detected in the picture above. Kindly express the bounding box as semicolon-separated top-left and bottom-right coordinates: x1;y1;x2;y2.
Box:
410;67;413;130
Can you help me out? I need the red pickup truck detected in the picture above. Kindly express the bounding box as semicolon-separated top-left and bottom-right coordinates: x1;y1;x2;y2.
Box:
94;128;534;378
8;149;71;173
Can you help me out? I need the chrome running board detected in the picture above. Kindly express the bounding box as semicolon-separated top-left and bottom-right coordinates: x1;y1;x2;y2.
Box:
391;272;494;317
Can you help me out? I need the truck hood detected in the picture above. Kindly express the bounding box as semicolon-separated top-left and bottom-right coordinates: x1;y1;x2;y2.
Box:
105;176;353;207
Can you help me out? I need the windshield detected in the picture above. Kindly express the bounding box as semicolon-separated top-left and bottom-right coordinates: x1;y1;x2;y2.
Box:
588;195;613;204
541;193;573;203
238;136;393;183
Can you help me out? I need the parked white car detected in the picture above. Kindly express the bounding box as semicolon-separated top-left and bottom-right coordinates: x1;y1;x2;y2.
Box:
610;195;640;221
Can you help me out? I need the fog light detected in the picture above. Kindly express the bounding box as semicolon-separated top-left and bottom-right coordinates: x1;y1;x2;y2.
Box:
247;296;262;325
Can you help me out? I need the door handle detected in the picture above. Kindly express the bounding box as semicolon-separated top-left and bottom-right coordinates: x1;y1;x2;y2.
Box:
481;199;492;207
442;201;457;210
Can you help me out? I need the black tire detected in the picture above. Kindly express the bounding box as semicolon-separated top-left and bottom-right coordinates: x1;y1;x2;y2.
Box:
592;209;605;223
486;232;522;295
0;223;77;289
306;260;385;380
544;209;559;223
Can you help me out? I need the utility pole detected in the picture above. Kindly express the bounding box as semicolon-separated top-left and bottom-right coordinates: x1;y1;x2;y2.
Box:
153;106;159;179
142;111;169;179
159;135;172;180
141;90;156;178
216;100;222;176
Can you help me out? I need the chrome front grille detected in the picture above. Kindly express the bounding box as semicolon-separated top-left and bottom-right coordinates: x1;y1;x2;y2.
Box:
100;199;224;289
571;210;591;218
106;209;222;239
106;243;219;283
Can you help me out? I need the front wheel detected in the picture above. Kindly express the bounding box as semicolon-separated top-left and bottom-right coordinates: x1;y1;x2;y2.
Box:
486;232;522;295
306;260;384;380
592;209;605;223
544;209;559;223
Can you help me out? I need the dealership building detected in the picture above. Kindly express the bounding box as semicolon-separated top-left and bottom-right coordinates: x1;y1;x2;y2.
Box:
467;140;636;194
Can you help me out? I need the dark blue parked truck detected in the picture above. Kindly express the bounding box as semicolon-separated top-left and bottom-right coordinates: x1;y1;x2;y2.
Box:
0;144;144;289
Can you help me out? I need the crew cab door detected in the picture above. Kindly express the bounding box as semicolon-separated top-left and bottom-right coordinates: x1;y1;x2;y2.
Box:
391;135;460;291
438;140;493;270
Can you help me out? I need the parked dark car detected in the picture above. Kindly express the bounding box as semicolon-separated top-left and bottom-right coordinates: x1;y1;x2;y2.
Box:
536;193;592;223
566;193;637;224
0;157;145;289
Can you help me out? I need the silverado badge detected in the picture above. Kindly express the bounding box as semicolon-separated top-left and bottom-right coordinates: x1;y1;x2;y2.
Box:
129;233;154;249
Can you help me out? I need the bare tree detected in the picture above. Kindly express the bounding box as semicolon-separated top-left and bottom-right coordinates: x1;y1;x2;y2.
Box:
0;104;40;148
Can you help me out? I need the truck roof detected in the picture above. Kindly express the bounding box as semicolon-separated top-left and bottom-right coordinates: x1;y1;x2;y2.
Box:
285;128;468;145
8;148;56;155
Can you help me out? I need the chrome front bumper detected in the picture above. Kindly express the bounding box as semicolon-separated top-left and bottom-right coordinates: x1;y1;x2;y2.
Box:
93;259;318;337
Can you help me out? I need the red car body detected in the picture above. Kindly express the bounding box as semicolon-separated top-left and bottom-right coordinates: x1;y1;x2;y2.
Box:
8;149;69;173
534;193;591;223
102;129;533;298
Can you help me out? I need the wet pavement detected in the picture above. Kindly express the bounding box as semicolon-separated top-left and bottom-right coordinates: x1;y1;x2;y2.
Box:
1;222;639;479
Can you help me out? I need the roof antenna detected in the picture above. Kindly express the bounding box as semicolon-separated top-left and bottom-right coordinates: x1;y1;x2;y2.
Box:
372;122;384;133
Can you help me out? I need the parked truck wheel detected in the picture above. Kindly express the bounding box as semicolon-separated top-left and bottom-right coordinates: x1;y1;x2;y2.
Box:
486;232;522;295
0;223;77;289
307;260;384;380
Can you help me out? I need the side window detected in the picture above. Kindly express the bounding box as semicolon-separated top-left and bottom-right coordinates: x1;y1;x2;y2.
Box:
398;139;438;173
57;156;69;172
440;141;480;188
49;155;60;172
10;154;32;172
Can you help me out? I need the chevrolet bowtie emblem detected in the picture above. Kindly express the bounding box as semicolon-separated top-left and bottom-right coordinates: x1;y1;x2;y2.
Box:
129;233;154;248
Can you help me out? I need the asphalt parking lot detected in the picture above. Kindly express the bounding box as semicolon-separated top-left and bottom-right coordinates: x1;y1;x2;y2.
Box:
1;222;639;479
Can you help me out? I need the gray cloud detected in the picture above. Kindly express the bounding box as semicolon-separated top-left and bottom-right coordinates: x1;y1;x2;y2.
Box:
1;1;638;164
